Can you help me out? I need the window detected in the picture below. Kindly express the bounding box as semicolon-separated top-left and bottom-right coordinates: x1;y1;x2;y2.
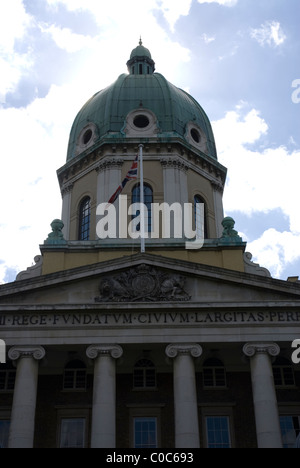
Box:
0;364;16;392
82;129;93;145
132;184;153;233
194;195;208;239
273;357;295;387
133;359;156;389
134;417;157;448
205;416;231;448
78;197;91;241
280;416;300;448
133;115;150;129
60;418;86;449
0;420;10;449
203;358;226;388
63;360;87;391
75;123;97;157
191;128;201;143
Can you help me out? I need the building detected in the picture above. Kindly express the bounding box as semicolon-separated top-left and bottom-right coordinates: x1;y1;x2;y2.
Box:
1;41;300;449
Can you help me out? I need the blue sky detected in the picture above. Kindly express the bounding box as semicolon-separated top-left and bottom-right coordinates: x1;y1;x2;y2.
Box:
0;0;299;283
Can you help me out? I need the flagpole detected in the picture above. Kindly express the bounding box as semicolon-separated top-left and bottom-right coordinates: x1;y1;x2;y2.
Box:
139;144;145;253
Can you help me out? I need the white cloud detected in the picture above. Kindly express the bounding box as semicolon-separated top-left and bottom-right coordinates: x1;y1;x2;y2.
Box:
212;105;300;278
0;83;81;284
46;0;193;32
197;0;238;6
39;24;95;53
0;0;33;103
248;230;300;278
0;0;31;51
158;0;193;32
44;0;191;82
251;21;287;48
0;53;33;104
201;33;216;44
213;106;268;151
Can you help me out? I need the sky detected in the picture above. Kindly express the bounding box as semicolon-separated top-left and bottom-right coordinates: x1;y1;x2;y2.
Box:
0;0;299;283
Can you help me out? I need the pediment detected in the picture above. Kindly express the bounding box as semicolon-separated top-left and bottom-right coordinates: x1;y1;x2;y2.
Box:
0;253;300;307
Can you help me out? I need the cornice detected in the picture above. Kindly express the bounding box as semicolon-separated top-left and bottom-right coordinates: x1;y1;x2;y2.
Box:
2;252;300;300
57;140;227;188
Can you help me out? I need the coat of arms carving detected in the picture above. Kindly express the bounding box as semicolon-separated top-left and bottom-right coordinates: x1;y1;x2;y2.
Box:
95;265;191;303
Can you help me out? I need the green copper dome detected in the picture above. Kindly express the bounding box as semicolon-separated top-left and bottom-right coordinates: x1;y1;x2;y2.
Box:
66;42;217;162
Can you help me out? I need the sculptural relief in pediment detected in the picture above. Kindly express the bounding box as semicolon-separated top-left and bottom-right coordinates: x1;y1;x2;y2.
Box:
95;264;191;303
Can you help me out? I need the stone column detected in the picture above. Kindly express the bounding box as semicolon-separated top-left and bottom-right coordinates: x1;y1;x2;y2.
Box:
96;159;124;238
166;343;202;448
61;183;73;240
8;346;46;448
160;158;189;238
86;344;123;448
243;343;282;448
211;181;225;238
160;158;189;205
96;159;124;206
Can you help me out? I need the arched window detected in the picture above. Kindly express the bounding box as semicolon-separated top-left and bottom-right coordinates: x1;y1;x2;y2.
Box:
203;358;226;388
132;184;153;233
273;357;295;387
194;195;208;239
63;360;87;391
78;197;91;241
133;359;156;389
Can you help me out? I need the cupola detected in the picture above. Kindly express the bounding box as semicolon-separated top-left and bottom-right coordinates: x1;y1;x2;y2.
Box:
126;38;155;75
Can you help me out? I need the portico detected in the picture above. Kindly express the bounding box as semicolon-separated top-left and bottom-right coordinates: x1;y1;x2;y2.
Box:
2;336;290;448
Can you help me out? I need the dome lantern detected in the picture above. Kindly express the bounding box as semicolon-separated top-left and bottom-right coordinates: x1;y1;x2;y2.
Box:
127;38;155;75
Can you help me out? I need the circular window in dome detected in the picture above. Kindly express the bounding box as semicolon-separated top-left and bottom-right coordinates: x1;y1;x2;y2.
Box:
82;129;93;145
191;128;201;144
133;115;150;129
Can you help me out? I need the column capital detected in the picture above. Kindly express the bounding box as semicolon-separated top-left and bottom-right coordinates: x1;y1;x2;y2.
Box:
86;344;123;360
96;158;124;173
160;157;189;173
243;342;280;358
166;343;203;359
61;182;74;197
8;346;46;362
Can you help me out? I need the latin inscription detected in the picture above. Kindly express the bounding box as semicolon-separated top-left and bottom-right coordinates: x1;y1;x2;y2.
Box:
0;311;300;328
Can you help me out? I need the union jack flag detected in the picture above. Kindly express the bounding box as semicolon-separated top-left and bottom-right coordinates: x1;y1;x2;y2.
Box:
106;155;138;206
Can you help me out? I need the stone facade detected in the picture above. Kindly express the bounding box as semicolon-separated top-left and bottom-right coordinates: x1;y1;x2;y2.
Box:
1;255;300;448
2;344;300;448
1;42;300;449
